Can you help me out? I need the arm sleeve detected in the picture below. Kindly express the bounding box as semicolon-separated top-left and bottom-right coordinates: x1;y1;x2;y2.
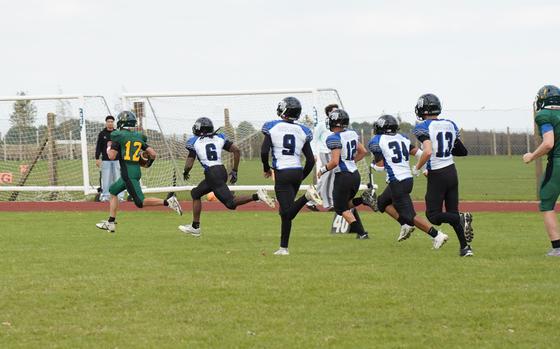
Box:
541;123;554;136
412;124;430;143
223;140;233;151
451;138;468;157
326;134;342;150
95;132;103;160
110;141;120;151
187;149;197;158
260;133;272;172
302;141;315;179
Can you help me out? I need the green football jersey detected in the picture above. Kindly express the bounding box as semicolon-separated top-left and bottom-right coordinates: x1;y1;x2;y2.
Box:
535;108;560;159
110;130;149;165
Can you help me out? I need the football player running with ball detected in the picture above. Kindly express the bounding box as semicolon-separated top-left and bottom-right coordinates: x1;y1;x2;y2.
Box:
261;97;322;255
318;109;370;239
178;117;275;237
523;85;560;256
368;114;448;248
96;111;183;233
412;94;473;257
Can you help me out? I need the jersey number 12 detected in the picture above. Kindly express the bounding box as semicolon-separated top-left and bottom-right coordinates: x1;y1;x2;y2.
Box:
123;141;142;161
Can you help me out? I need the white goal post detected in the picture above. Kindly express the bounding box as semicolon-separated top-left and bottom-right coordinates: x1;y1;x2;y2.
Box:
120;88;367;194
0;94;112;200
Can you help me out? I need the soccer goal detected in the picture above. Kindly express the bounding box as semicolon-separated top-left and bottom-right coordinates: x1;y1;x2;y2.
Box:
0;94;112;201
120;88;356;193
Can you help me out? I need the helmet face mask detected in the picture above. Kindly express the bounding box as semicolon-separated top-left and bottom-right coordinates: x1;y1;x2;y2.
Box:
192;117;214;136
116;111;138;129
326;109;350;131
415;93;441;121
374;115;399;135
534;85;560;112
277;97;302;121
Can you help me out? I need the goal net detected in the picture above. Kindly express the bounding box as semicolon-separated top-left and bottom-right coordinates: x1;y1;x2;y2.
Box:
0;94;112;201
120;88;371;194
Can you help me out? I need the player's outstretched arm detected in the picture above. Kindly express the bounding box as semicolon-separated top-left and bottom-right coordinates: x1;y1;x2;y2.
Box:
228;144;241;184
183;156;195;181
524;131;554;163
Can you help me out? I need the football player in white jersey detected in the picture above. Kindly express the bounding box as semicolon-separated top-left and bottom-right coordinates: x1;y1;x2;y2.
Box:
412;94;473;257
368;115;449;248
318;109;370;239
261;97;322;255
178;117;275;237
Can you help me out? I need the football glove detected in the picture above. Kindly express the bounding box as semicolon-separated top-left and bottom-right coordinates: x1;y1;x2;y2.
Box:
183;169;190;181
229;169;238;184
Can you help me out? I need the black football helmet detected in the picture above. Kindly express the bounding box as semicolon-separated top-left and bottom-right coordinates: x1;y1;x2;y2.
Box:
326;109;350;131
277;97;302;121
415;93;441;120
116;111;137;129
534;85;560;112
374;115;399;135
192;117;214;136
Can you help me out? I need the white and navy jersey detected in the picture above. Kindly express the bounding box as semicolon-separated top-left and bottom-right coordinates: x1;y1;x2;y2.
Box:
186;133;232;170
412;119;459;170
261;120;313;170
369;133;413;183
326;130;359;173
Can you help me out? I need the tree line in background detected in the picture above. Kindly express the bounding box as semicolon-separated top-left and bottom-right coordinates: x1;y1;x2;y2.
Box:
1;95;537;157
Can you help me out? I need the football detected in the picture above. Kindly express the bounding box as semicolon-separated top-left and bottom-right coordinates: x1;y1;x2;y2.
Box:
138;151;154;168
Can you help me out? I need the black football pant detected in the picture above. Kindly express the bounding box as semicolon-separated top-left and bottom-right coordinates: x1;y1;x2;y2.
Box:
425;164;467;248
274;169;308;248
191;165;237;209
377;178;416;227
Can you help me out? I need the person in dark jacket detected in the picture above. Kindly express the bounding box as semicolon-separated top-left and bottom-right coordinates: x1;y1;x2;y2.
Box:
95;115;124;201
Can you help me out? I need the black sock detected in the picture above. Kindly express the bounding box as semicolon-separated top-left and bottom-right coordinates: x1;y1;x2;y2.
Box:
552;240;560;249
192;221;200;229
428;227;438;238
350;220;366;236
280;218;292;248
252;193;259;201
108;217;115;223
163;200;169;206
352;198;363;207
397;217;407;225
451;221;468;249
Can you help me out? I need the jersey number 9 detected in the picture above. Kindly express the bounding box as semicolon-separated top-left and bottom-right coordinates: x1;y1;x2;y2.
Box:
282;134;296;155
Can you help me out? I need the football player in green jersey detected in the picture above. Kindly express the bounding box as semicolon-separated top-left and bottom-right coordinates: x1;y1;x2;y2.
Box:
96;111;183;233
523;85;560;256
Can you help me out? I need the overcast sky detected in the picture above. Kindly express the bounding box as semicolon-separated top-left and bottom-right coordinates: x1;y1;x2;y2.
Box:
0;0;558;132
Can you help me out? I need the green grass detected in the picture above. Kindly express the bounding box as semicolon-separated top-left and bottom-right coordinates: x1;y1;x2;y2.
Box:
0;155;541;201
1;211;559;348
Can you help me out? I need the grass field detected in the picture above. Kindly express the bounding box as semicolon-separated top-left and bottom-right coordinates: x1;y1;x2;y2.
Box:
0;155;542;202
1;210;559;348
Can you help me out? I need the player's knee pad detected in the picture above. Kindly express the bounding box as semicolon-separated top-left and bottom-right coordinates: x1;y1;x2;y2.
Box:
225;200;237;210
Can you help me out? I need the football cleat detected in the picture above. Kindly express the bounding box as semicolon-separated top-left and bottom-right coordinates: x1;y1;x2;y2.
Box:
305;203;320;211
460;245;474;257
361;188;378;211
460;212;474;243
397;224;415;242
178;224;201;237
257;188;276;208
432;231;448;249
356;233;370;240
546;248;560;257
166;194;183;215
305;185;323;206
273;247;290;256
96;220;116;233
